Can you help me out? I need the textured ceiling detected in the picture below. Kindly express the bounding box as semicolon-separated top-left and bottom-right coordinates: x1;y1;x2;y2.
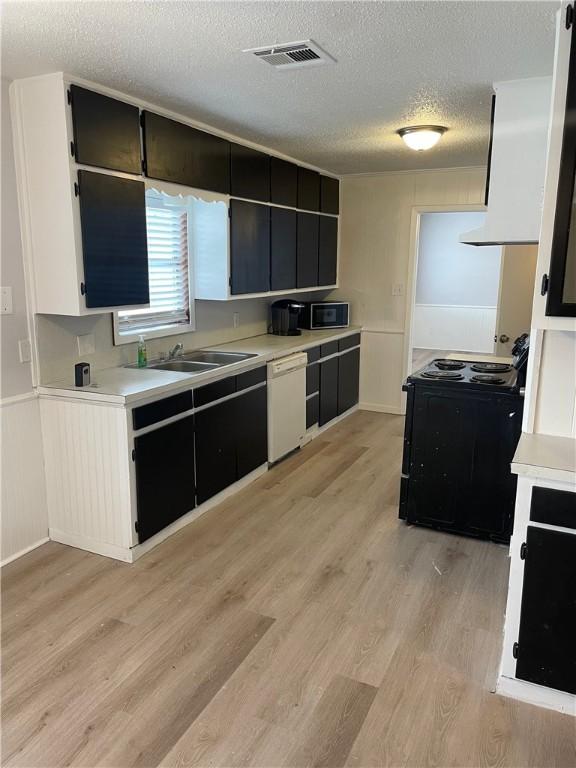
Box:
1;0;557;174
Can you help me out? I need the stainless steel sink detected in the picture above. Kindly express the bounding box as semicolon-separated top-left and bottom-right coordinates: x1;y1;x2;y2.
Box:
181;350;257;365
148;360;219;373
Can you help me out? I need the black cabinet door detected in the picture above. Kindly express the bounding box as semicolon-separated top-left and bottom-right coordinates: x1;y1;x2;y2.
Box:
78;171;149;308
306;394;319;429
296;212;319;288
235;386;268;480
516;526;576;695
271;208;297;291
142;111;230;193
270;157;298;207
306;363;319;396
70;86;141;175
135;416;195;543
320;175;340;214
230;200;270;295
338;348;360;415
318;216;338;286
230;144;270;202
319;357;339;426
195;398;238;504
407;388;521;542
297;167;320;211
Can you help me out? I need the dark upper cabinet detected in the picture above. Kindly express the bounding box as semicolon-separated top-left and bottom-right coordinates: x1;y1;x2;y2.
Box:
546;15;576;317
338;348;360;415
297;167;320;211
318;216;338;286
78;171;149;308
69;86;141;175
516;526;576;695
230;200;270;295
142;111;230;194
296;212;319;288
319;357;339;426
230;144;270;202
134;416;195;543
195;397;238;504
270;157;298;207
271;208;297;291
236;386;268;480
320;175;340;214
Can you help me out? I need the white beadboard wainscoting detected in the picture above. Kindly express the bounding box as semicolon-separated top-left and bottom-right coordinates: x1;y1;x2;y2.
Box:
1;393;49;565
412;304;497;353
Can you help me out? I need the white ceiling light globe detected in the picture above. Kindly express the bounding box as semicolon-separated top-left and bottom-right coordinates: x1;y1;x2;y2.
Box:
397;126;447;151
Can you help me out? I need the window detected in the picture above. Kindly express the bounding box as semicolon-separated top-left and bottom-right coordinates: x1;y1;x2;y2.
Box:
114;190;193;344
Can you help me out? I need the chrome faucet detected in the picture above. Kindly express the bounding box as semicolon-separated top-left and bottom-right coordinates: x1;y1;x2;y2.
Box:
167;342;184;359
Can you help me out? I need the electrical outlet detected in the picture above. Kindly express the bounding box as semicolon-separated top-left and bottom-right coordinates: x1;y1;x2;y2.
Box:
233;312;240;328
1;287;13;314
77;333;95;356
392;283;404;297
18;339;32;363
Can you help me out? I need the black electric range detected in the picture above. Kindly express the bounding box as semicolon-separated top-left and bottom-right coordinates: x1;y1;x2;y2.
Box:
399;337;529;544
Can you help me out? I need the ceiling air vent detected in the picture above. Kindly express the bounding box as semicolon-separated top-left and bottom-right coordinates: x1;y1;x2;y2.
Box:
243;40;335;70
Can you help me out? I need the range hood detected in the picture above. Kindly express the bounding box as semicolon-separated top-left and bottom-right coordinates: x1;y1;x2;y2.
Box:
461;77;552;246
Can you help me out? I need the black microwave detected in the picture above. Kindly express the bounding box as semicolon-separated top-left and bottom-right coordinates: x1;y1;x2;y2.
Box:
299;302;350;330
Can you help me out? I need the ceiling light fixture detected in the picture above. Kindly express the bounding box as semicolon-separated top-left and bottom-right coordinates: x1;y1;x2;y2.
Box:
397;125;447;151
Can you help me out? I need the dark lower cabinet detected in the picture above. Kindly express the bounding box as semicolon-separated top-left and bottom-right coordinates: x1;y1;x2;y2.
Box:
306;362;319;396
306;395;319;429
236;387;268;479
319;357;339;426
516;526;576;695
78;171;149;308
70;86;142;175
271;208;297;291
297;212;319;288
134;416;195;543
142;111;230;193
230;200;270;294
195;378;268;503
195;398;238;504
338;348;360;415
318;216;338;286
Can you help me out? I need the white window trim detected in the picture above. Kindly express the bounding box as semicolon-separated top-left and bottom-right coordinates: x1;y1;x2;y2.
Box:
113;182;198;346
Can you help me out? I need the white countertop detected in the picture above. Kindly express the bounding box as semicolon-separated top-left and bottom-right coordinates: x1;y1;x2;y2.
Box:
37;327;362;406
512;432;576;484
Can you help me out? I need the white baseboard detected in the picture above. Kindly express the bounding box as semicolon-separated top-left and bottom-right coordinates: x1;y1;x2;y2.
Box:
1;536;49;568
359;402;405;415
496;675;576;716
49;529;134;562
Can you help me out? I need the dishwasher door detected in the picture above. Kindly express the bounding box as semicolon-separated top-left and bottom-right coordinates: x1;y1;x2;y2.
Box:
267;352;307;463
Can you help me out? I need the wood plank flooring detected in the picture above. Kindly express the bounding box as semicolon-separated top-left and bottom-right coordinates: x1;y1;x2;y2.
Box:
2;411;575;767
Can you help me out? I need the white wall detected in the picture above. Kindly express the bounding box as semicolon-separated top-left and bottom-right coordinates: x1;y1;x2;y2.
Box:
413;211;501;352
333;167;486;413
1;77;49;564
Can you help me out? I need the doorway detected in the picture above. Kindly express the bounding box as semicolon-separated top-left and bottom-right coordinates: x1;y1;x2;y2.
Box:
405;209;537;377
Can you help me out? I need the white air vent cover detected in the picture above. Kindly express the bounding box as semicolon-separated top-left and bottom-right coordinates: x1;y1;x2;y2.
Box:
243;40;335;70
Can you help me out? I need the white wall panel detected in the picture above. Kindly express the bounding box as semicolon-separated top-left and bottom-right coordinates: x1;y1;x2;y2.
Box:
412;304;497;353
534;330;576;438
1;395;48;564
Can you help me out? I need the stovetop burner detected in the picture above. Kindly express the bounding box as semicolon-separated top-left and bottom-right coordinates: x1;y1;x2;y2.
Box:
470;362;512;374
470;374;506;385
421;370;464;380
434;359;466;371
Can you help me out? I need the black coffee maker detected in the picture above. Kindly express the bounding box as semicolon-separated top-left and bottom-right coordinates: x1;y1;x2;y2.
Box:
270;300;305;336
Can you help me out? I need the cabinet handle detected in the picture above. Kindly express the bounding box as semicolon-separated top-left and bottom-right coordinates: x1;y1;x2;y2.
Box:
80;282;87;296
566;3;573;29
131;449;136;461
70;141;75;158
520;542;527;560
540;273;549;296
512;642;519;659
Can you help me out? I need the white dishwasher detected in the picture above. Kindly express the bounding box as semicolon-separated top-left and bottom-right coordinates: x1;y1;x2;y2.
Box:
267;352;308;463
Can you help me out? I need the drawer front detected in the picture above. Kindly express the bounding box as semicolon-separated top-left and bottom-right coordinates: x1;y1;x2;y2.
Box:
306;363;319;396
132;390;192;430
306;346;321;364
320;340;339;359
338;333;361;352
530;486;576;530
194;376;236;408
236;366;267;392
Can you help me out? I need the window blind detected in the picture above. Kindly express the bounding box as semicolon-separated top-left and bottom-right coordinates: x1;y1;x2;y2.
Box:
118;203;190;335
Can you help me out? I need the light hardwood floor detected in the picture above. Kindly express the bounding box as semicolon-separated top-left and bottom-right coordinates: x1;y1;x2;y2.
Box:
2;411;575;768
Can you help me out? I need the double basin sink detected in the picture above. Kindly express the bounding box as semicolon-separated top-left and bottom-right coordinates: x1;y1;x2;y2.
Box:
129;350;257;376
